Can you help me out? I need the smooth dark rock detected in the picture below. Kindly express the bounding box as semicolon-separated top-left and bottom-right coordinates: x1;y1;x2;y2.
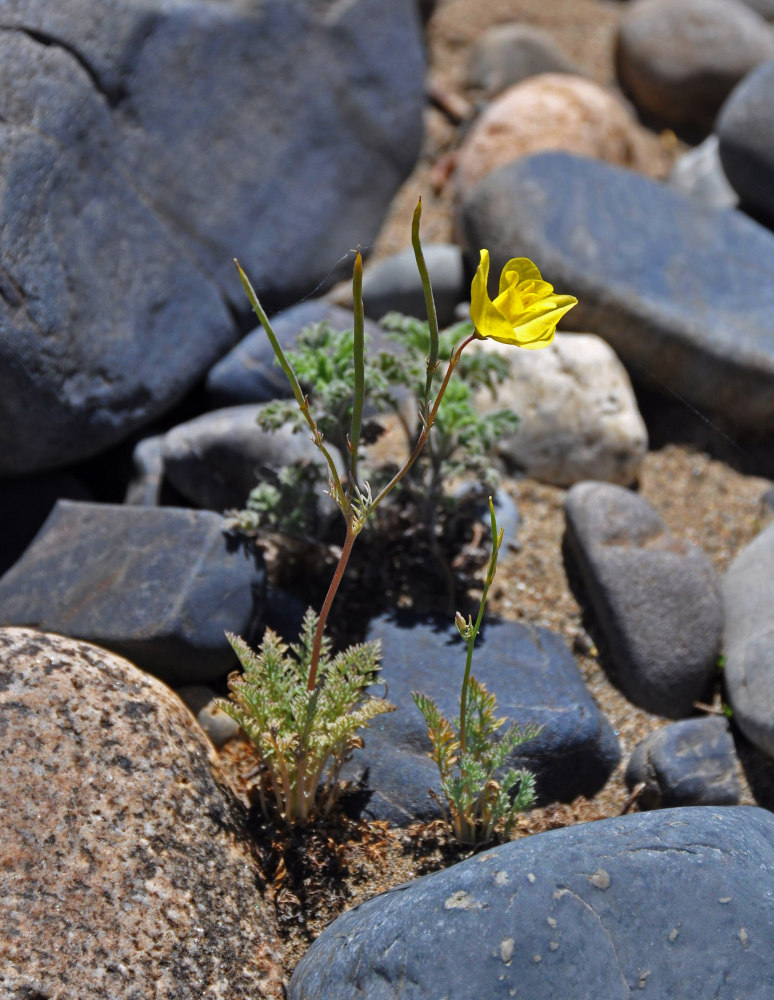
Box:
667;134;739;210
124;434;166;506
342;612;619;825
160;405;341;513
176;684;241;748
290;806;774;1000
362;243;465;328
615;0;774;135
626;717;742;809
459;151;774;432
564;482;722;717
205;301;390;407
467;23;579;96
0;500;264;684
0;28;235;474
722;519;774;756
0;628;281;998
717;59;774;224
0;0;425;474
2;0;425;311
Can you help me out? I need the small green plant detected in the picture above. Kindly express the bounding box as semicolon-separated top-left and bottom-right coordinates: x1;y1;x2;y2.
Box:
219;610;392;823
221;200;575;826
413;499;542;846
226;316;519;548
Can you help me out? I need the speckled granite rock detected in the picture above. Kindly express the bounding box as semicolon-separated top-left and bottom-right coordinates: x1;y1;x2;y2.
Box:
0;628;281;999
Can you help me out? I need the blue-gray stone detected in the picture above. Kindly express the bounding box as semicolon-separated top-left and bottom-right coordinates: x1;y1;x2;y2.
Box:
614;0;774;136
722;518;774;756
0;0;425;473
0;28;235;475
1;0;425;312
467;23;579;96
667;135;739;210
625;716;741;809
459;151;774;431
160;405;342;513
564;481;722;717
342;612;619;825
205;301;391;407
717;58;774;223
0;500;264;684
362;243;465;328
290;806;774;1000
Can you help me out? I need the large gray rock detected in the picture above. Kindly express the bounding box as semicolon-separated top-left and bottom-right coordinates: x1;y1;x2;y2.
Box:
0;500;265;684
722;519;774;756
459;151;774;432
625;717;742;809
564;482;723;717
467;23;580;96
667;134;739;210
342;613;619;824
476;334;648;487
205;300;392;407
0;28;235;475
361;243;465;328
0;628;282;1000
717;59;774;224
615;0;774;135
0;0;425;473
290;806;774;1000
160;405;341;512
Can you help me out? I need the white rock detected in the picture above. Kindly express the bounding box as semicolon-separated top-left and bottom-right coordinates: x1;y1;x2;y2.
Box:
476;333;648;486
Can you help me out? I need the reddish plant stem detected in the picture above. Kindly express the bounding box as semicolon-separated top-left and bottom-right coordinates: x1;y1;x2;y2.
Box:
307;520;358;691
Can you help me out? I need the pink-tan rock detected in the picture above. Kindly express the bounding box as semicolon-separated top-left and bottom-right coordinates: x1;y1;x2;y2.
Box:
0;628;282;999
454;73;666;198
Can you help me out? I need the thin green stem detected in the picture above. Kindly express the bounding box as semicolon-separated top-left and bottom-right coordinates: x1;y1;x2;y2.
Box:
349;250;365;492
235;260;345;507
370;332;477;511
411;198;439;417
307;520;358;690
460;498;503;753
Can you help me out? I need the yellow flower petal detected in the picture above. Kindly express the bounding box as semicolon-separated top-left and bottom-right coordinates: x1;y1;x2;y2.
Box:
470;248;577;348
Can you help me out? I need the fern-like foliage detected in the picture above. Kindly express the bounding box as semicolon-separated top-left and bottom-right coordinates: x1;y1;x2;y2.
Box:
218;609;394;824
414;677;541;846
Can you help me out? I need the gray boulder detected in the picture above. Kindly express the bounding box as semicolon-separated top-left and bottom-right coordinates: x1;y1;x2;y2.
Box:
290;806;774;1000
475;334;648;487
459;151;774;432
0;0;425;473
0;28;235;475
625;717;742;809
717;59;774;224
361;243;465;328
667;134;739;210
0;500;264;684
467;23;580;96
564;482;723;717
160;405;341;513
205;300;391;407
722;519;774;756
342;612;619;825
615;0;774;135
0;628;282;1000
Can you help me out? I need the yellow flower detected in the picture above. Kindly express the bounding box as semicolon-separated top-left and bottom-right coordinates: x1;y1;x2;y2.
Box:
470;249;577;349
